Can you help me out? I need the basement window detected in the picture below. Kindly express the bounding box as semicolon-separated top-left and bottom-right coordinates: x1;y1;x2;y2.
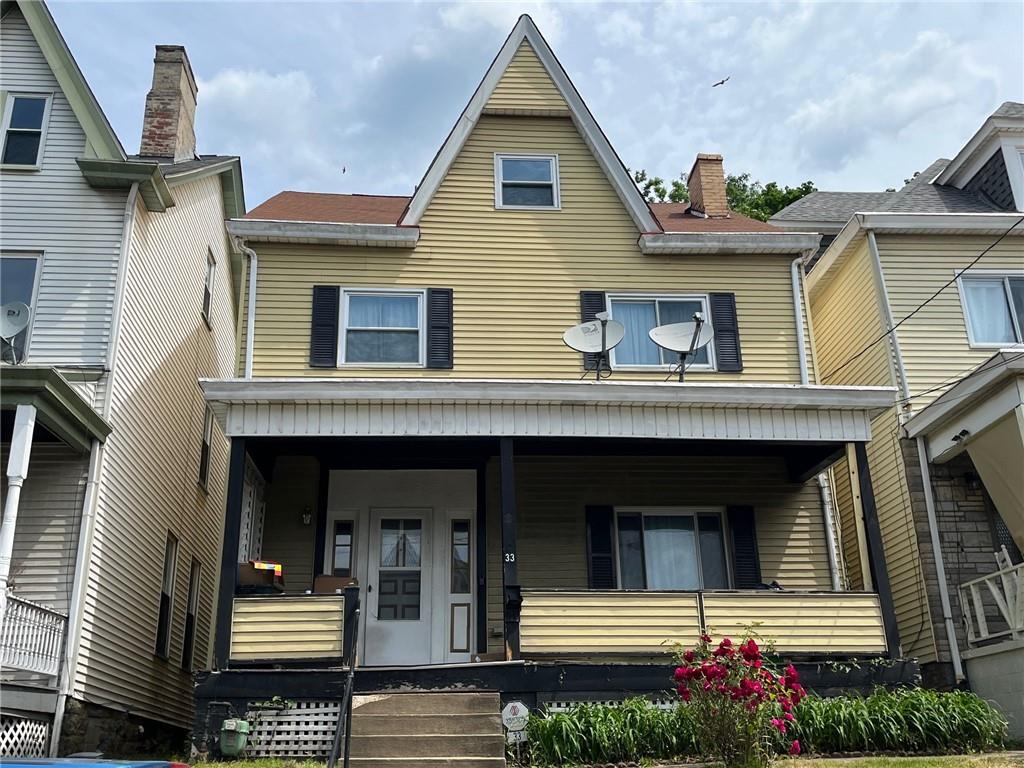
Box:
1;94;51;168
495;154;560;209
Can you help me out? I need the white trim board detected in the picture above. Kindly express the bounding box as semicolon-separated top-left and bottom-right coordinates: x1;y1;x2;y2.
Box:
398;15;661;234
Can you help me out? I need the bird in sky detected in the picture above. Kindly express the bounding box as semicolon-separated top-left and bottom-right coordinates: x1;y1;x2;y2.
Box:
712;76;730;87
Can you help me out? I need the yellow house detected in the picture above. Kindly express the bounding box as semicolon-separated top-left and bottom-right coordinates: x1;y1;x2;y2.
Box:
773;103;1024;713
194;16;911;760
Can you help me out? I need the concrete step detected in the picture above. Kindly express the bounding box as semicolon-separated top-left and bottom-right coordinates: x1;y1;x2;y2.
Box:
350;734;505;759
348;760;505;768
351;712;502;736
352;691;500;716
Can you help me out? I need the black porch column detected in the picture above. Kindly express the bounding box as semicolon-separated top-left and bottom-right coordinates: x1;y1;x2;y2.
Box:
854;441;901;658
500;437;521;660
214;437;247;669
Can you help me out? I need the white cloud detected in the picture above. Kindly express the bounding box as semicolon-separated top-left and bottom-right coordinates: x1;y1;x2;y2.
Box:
439;2;563;44
787;30;1001;171
595;9;645;49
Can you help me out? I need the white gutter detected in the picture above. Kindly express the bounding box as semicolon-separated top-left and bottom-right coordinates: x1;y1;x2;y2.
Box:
866;229;911;405
233;236;258;379
916;436;966;682
639;231;821;255
792;256;810;386
51;182;139;755
227;218;419;247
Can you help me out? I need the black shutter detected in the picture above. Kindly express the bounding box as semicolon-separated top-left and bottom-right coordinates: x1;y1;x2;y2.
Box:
585;505;616;589
710;292;742;372
426;288;454;369
579;291;607;370
727;505;762;588
309;285;340;367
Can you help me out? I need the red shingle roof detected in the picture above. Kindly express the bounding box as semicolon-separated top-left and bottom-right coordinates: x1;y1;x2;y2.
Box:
245;191;409;224
244;192;782;233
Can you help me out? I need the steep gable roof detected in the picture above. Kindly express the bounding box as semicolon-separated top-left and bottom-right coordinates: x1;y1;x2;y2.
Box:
399;14;660;234
3;0;125;160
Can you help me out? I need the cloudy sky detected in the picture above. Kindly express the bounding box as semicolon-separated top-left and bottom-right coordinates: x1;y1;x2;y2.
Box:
51;1;1023;210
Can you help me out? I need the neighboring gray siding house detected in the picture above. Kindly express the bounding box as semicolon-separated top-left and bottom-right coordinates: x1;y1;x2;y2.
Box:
1;0;244;755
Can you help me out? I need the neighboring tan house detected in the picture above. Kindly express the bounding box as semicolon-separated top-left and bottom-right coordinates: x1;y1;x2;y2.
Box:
193;16;912;763
1;0;243;756
772;103;1024;732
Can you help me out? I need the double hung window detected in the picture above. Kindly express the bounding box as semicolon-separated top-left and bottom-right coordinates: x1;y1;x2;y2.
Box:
1;94;50;167
495;154;559;209
608;295;713;368
342;290;424;365
616;508;729;590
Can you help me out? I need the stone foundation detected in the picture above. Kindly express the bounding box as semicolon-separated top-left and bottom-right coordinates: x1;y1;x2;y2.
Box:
58;699;188;759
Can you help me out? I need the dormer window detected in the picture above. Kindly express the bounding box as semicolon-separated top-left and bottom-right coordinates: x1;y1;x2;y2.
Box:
495;154;560;209
1;94;51;168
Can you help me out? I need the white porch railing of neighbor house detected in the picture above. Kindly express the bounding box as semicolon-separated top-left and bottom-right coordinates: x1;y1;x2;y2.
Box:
961;555;1024;648
0;594;68;677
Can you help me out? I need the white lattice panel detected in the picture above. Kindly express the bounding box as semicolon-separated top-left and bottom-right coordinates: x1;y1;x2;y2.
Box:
544;697;676;714
0;714;50;758
246;701;340;758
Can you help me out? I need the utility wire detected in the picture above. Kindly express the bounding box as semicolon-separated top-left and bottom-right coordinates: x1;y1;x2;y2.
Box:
896;350;1024;406
821;215;1024;384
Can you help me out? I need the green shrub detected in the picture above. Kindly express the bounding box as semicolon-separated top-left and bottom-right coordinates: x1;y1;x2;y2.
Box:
525;689;1006;765
791;688;1007;754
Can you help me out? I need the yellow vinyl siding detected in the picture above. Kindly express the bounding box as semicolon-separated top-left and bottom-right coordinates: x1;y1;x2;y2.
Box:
811;240;894;390
229;596;344;661
701;592;885;653
830;455;863;591
484;41;568;114
520;590;701;655
259;456;318;593
484;454;831;653
520;590;886;656
877;233;1024;412
243;115;809;383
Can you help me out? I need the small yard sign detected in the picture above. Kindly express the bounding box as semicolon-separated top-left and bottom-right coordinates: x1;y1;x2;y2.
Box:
502;700;529;732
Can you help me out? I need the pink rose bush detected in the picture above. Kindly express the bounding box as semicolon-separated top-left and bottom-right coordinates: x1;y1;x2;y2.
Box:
674;633;805;767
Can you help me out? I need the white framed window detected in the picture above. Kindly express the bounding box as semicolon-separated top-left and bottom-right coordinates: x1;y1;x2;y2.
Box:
1;252;42;363
198;406;213;490
332;519;355;578
202;249;216;327
339;288;425;366
614;507;731;590
1;93;52;168
958;273;1024;347
494;153;560;210
607;293;715;370
155;533;179;659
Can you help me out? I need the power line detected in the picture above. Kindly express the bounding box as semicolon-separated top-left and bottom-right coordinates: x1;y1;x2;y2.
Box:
896;350;1024;406
821;215;1024;384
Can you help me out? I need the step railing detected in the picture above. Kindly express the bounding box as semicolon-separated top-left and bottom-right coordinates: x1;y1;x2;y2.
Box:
1;593;68;677
960;557;1024;647
327;588;361;768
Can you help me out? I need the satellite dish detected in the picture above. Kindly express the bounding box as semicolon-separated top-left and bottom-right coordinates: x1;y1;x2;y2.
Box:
648;321;714;353
0;302;30;341
563;316;625;382
563;318;625;354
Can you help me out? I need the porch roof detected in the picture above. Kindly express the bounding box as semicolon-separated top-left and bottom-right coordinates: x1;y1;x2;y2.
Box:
201;378;893;444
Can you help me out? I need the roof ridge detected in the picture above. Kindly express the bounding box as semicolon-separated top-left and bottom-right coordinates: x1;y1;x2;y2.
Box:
276;190;411;199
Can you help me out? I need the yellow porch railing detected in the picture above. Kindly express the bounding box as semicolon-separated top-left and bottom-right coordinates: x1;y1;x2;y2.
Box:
230;595;345;662
520;589;886;656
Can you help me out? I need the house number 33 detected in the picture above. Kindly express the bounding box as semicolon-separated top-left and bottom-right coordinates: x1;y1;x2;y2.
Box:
504;553;516;562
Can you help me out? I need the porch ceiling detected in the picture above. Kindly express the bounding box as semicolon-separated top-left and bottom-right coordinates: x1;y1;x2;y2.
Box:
0;366;110;453
202;378;893;445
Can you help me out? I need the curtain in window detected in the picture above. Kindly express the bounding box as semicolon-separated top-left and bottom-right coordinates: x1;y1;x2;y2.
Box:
349;294;418;328
643;515;699;589
658;300;709;364
964;280;1015;343
698;515;728;588
612;301;660;365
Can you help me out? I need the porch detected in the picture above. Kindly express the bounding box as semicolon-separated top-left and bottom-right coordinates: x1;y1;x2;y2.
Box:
202;378;900;671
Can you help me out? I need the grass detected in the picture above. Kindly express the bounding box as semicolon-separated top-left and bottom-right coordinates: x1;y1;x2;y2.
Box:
787;758;1024;768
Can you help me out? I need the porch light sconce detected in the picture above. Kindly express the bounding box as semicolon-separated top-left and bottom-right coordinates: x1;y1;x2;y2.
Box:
301;506;312;526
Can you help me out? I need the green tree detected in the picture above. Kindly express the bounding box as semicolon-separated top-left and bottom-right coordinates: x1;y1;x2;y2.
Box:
633;169;815;221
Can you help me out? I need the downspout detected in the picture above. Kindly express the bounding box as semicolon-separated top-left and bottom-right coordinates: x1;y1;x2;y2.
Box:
233;236;258;379
51;183;139;756
917;436;965;682
793;252;842;590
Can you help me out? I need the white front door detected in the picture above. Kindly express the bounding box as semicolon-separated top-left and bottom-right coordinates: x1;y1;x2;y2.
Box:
366;508;432;665
325;470;476;667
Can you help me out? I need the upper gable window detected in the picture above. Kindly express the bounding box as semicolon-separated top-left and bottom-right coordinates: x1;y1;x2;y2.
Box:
494;154;560;209
1;94;51;168
960;275;1024;346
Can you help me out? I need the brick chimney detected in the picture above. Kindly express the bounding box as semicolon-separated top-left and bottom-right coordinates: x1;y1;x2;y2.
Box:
139;45;197;161
688;153;729;218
